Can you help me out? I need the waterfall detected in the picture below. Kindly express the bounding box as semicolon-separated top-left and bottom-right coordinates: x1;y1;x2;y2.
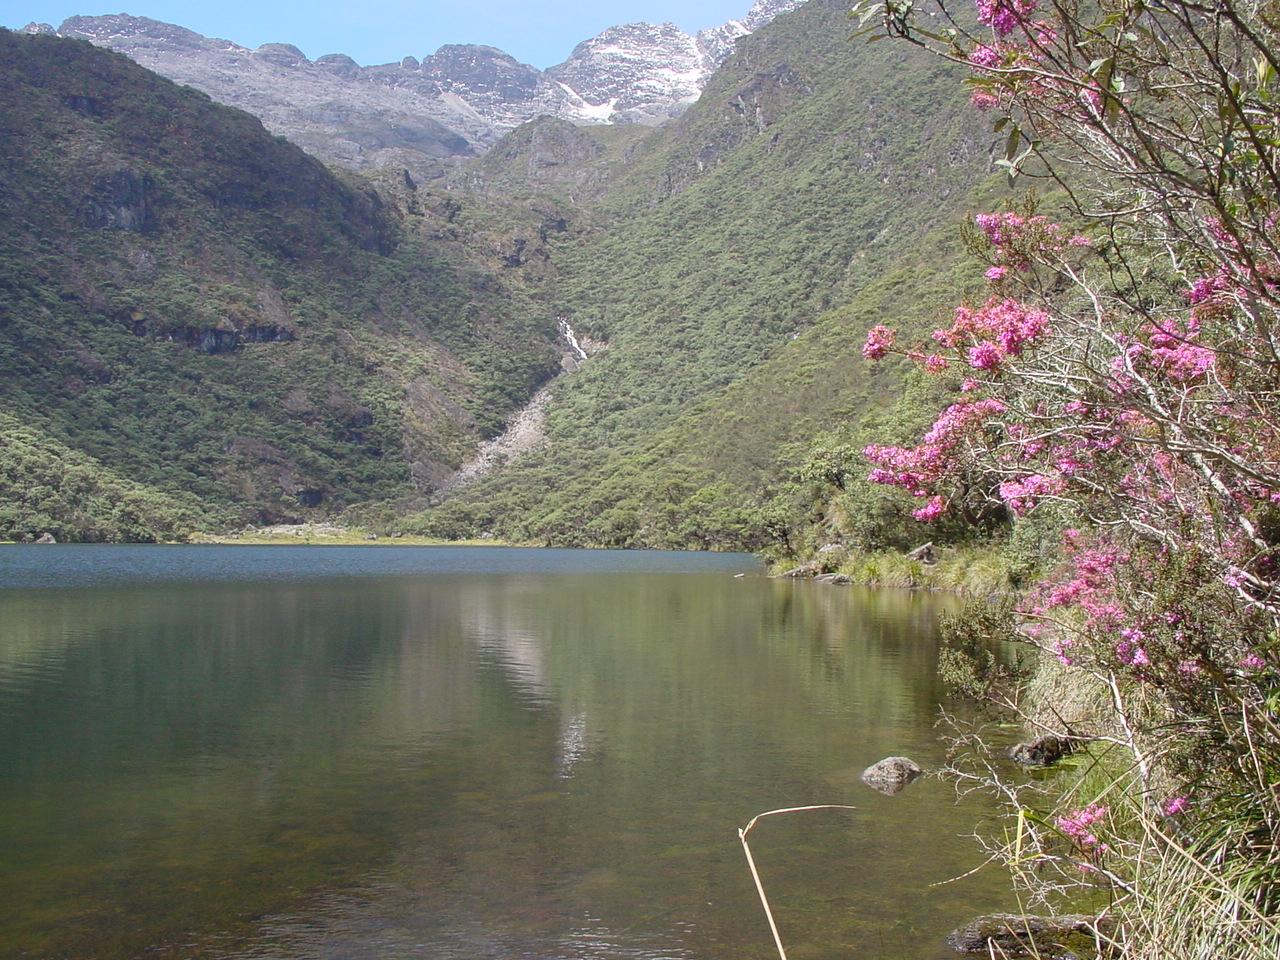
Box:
441;318;593;493
557;317;588;361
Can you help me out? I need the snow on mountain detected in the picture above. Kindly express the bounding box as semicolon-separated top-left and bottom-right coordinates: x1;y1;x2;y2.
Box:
697;0;805;65
547;22;710;124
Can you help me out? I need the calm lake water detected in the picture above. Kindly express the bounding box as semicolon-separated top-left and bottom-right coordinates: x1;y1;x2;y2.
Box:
0;546;1008;959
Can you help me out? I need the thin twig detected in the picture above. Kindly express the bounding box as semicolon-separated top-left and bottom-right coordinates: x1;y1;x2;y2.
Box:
737;804;858;960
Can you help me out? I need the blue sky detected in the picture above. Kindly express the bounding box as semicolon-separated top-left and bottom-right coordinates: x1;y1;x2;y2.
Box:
0;1;755;68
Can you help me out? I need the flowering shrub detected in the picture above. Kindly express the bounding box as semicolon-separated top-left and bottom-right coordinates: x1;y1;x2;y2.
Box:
1056;803;1109;854
851;0;1280;954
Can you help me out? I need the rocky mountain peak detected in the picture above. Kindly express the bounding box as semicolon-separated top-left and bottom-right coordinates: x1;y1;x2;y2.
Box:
697;0;806;64
420;44;543;100
59;14;212;50
546;21;709;121
253;43;309;67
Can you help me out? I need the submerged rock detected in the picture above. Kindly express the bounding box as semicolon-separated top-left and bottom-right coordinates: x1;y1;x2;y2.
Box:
860;756;923;795
947;913;1103;956
1008;734;1075;767
778;563;819;579
813;573;852;585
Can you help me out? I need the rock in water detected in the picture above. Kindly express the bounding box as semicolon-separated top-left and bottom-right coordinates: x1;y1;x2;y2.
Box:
946;913;1102;956
813;573;852;585
1008;734;1074;767
860;756;923;795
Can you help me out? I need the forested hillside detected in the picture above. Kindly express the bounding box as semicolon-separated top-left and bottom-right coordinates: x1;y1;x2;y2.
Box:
410;0;997;549
0;30;566;540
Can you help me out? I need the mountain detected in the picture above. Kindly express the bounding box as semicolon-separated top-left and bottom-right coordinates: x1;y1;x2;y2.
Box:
406;0;998;549
0;29;570;541
26;1;804;177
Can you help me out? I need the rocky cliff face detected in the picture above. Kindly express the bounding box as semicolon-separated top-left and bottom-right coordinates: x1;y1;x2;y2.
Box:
27;0;805;176
547;21;709;124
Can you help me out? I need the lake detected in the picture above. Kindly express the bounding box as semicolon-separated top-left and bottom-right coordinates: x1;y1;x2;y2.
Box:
0;546;1008;959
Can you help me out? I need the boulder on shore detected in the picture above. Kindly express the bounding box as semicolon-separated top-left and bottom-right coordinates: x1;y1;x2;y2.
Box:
860;756;923;795
947;913;1104;956
35;532;57;544
1008;734;1075;767
778;563;820;579
906;541;937;564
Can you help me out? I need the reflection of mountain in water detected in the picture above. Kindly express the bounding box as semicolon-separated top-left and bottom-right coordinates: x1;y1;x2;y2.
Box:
460;586;553;700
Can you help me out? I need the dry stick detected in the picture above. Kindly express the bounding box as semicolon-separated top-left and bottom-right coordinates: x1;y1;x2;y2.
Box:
737;804;859;960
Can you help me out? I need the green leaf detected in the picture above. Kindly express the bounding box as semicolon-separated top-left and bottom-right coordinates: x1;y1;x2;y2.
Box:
1005;125;1022;161
1256;55;1275;91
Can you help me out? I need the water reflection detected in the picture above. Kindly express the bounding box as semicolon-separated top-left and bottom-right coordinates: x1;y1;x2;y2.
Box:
0;550;1008;959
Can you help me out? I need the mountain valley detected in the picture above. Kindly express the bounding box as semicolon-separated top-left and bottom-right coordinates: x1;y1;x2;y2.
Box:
0;0;996;547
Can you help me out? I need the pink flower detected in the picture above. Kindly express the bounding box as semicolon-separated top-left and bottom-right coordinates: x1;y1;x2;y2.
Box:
923;354;949;373
969;341;1003;370
976;0;1039;36
862;324;896;360
986;265;1009;282
999;474;1065;515
970;90;1000;110
968;44;1001;68
974;213;1008;245
1239;653;1266;671
1163;796;1190;816
1056;803;1108;852
1187;272;1229;304
912;495;947;522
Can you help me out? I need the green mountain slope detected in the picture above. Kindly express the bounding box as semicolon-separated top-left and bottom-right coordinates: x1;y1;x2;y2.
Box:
411;0;995;548
0;30;562;540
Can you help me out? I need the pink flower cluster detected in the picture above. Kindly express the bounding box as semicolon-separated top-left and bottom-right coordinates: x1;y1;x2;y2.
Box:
1163;795;1190;816
932;297;1050;372
974;212;1086;270
1115;627;1150;667
969;44;1002;68
912;495;947;522
1239;653;1266;671
862;324;896;360
976;0;1039;37
1147;320;1217;382
1025;536;1135;663
1187;272;1230;305
998;473;1065;515
864;398;1008;510
974;212;1018;246
1056;803;1109;852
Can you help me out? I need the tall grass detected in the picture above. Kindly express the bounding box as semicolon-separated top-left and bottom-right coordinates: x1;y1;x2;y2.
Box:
828;544;1016;594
